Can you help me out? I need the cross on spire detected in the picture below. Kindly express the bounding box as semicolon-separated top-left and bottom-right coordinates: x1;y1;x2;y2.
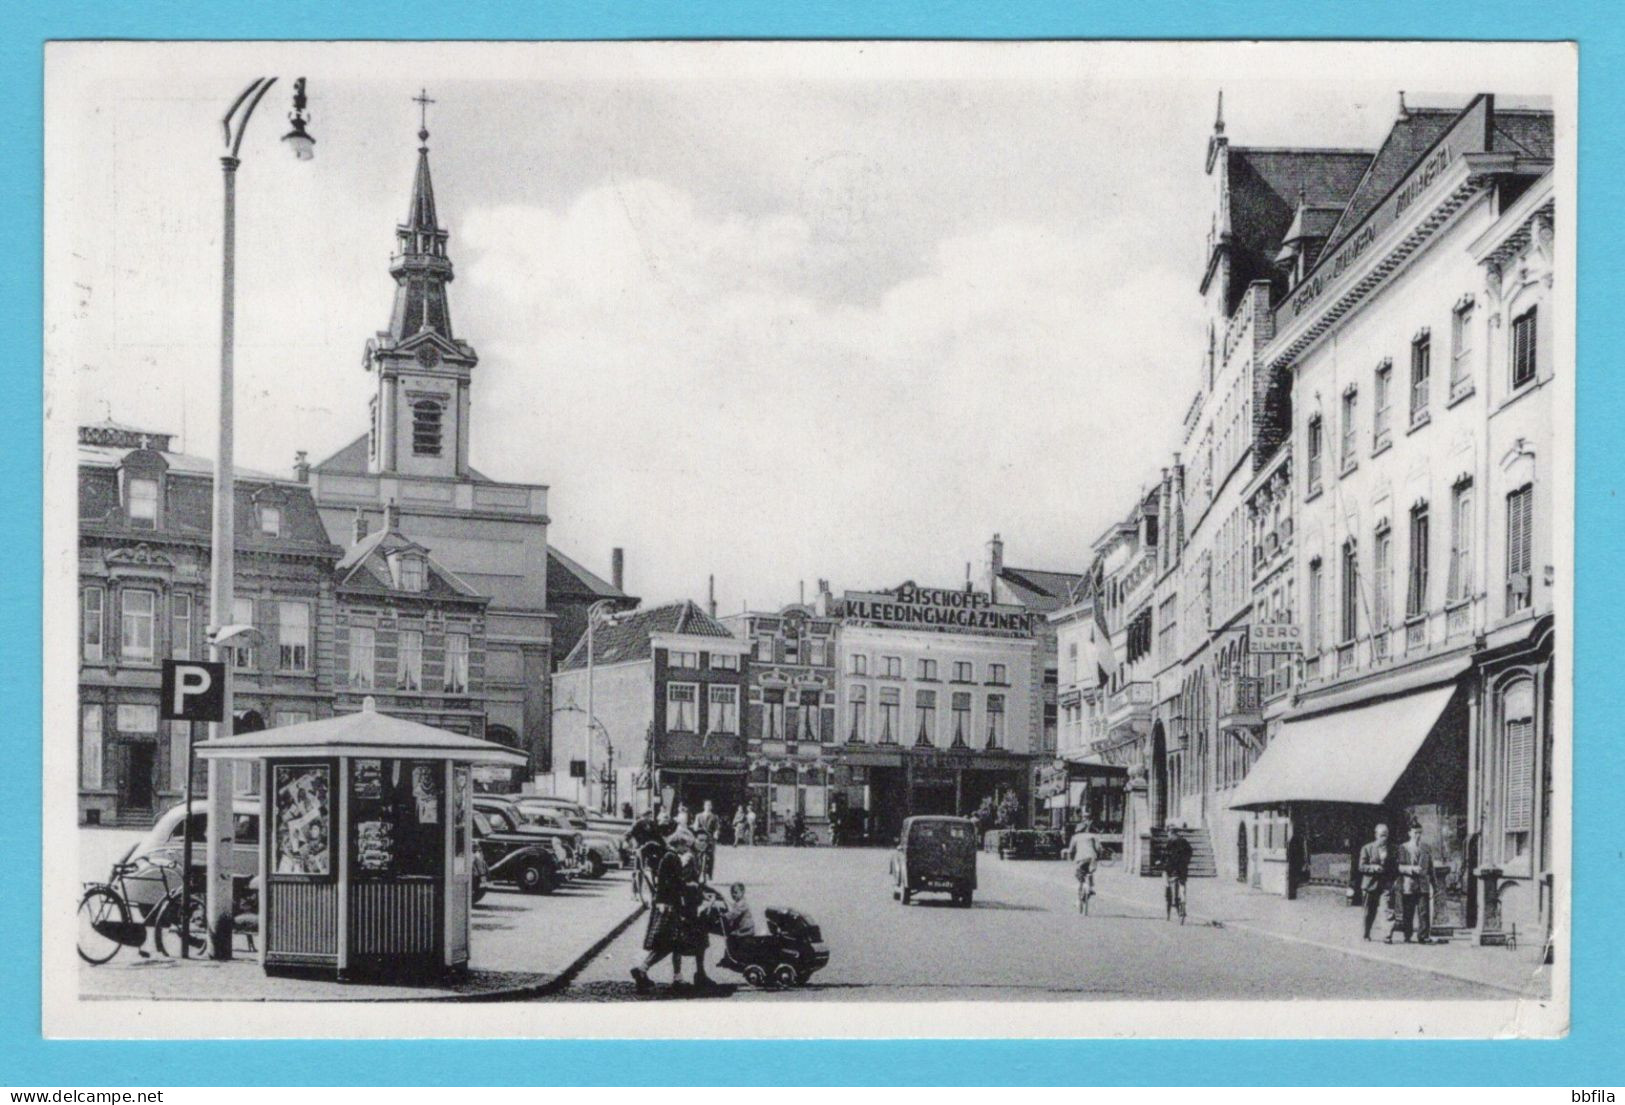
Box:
413;88;436;146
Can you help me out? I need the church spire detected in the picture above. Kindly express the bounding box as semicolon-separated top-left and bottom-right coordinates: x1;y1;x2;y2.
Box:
387;89;455;342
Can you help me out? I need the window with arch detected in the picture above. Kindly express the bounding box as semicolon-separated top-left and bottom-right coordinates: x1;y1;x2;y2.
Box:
411;399;444;457
1499;678;1537;868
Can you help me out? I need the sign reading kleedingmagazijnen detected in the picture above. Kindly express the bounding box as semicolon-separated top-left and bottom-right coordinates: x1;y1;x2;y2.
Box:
837;582;1036;637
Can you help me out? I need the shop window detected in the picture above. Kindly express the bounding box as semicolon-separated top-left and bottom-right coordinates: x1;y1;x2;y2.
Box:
848;685;868;741
1506;484;1534;613
666;683;698;732
348;626;376;689
171;593;192;660
1511;306;1538;390
119;589;156;663
708;685;739;735
397;629;423;691
444;632;469;693
81;704;103;789
269;763;333;878
81;586;104;662
411;400;443;457
278;601;310;672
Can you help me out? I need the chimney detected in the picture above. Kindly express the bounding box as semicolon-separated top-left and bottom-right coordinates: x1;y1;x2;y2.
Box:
799;580;806;606
988;533;1005;578
293;450;310;483
707;574;717;618
352;508;369;544
611;547;624;593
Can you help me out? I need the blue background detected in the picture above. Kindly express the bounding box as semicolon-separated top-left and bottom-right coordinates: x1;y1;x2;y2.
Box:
3;0;1618;1086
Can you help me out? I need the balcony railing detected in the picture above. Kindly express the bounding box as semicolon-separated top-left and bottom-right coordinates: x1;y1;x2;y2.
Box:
1216;674;1263;729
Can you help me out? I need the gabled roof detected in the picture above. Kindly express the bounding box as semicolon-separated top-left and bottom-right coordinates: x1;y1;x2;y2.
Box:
311;432;370;476
547;546;634;603
337;524;484;602
1318;107;1461;257
996;566;1086;614
558;600;737;672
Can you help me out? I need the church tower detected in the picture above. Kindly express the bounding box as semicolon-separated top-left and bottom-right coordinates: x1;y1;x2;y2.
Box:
364;93;478;478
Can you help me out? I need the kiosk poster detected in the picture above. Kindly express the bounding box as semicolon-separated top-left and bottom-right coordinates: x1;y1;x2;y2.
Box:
355;819;394;873
413;764;440;825
353;758;383;800
273;764;331;876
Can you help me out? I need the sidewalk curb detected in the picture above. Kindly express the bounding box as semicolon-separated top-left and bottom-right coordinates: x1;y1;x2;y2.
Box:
528;900;648;999
1002;862;1543;998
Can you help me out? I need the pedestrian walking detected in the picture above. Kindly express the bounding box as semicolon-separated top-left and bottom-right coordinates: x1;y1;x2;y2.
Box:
1388;820;1435;944
745;805;757;846
631;835;689;991
693;799;720;880
732;806;747;848
1357;823;1396;942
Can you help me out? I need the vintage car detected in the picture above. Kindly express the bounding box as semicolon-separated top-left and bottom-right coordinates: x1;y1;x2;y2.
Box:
508;797;623;876
890;815;979;907
472;810;569;894
994;828;1066;860
472;796;585;878
115;799;262;917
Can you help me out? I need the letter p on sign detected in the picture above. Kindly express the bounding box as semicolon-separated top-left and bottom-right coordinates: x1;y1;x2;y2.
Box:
160;660;227;722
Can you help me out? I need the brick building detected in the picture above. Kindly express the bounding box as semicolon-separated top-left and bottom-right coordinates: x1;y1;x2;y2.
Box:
77;421;340;825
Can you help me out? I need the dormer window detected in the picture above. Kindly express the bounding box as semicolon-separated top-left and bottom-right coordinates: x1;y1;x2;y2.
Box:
258;504;281;537
392;553;427;593
127;477;158;528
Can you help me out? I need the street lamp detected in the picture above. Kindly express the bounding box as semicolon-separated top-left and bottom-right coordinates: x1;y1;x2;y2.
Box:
583;599;618;814
205;76;315;959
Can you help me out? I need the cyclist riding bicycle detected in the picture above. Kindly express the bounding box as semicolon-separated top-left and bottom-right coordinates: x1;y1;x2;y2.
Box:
1068;823;1102;890
1162;831;1193;920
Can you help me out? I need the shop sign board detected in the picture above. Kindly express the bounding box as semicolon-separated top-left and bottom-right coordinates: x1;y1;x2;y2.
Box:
837;581;1036;637
1274;95;1492;334
1251;621;1304;655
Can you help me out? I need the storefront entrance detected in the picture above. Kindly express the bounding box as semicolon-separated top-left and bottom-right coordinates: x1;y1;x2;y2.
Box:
120;741;155;815
659;769;747;824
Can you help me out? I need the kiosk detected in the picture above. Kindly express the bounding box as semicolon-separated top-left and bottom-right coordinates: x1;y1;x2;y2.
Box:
195;697;525;978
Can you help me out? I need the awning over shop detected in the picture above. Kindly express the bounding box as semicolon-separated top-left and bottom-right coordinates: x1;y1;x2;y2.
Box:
1228;684;1458;810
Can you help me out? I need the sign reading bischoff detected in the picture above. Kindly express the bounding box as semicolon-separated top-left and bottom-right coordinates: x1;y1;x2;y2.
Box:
837;582;1036;637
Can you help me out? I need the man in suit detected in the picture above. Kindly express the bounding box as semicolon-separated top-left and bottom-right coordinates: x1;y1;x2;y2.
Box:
1389;819;1436;944
1358;823;1395;941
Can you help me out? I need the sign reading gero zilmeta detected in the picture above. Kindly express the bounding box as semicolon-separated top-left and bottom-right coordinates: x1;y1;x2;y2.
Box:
838;582;1036;636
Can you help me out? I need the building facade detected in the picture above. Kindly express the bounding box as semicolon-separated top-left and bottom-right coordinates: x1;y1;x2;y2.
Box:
306;120;555;778
721;602;841;842
831;582;1041;842
550;601;751;816
1230;95;1555;940
78;422;341;825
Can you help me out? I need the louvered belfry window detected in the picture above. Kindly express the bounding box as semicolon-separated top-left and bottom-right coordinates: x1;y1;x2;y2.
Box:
412;399;443;456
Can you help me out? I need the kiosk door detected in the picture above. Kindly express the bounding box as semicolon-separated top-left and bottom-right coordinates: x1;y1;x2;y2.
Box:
446;764;471;966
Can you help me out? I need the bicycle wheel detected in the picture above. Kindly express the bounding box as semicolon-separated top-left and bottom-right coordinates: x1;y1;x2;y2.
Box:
153;890;208;958
77;886;128;965
1178;889;1187;925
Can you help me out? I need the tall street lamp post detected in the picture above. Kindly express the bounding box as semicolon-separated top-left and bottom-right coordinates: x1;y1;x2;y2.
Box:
206;77;315;958
583;599;618;813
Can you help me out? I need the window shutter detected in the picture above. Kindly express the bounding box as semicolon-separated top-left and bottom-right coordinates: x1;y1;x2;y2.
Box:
1504;717;1535;832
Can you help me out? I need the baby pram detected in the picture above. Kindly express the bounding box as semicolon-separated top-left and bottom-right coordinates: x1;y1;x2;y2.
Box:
704;889;830;988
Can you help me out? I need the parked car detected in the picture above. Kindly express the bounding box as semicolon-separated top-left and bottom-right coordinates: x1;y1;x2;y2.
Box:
472;810;568;894
890;815;978;907
473;796;584;878
526;809;621;878
116;799;261;918
513;796;634;868
995;829;1065;860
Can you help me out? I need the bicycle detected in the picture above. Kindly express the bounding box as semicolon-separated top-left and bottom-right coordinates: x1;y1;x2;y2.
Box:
1075;863;1096;915
1164;874;1187;924
77;855;188;965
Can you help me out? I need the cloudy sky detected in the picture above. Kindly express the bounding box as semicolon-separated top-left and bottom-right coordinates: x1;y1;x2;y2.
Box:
47;41;1557;612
